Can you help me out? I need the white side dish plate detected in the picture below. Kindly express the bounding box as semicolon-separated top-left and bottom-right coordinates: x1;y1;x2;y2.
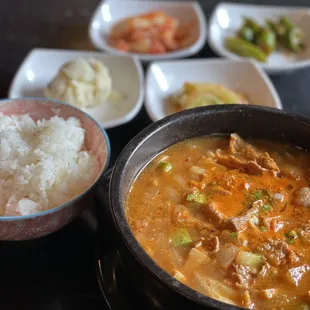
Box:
208;2;310;73
8;48;144;129
146;58;282;122
89;0;207;62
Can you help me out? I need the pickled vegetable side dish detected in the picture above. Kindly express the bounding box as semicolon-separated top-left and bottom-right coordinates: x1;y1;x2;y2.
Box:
108;11;195;54
169;82;248;112
126;134;310;309
226;16;306;62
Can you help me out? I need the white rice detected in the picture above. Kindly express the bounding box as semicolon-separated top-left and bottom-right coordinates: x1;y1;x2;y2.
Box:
0;114;100;216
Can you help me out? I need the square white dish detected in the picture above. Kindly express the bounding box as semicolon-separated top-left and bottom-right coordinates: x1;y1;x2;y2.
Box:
145;58;282;122
208;2;310;73
8;48;144;129
88;0;207;62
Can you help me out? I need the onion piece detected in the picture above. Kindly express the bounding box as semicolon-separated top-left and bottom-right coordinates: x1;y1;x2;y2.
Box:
154;154;169;165
274;193;284;202
216;243;239;269
206;150;215;158
174;270;186;281
252;199;264;208
249;215;259;228
184;248;210;270
143;187;159;201
165;187;180;203
190;166;206;175
261;288;276;300
173;174;187;187
193;273;239;306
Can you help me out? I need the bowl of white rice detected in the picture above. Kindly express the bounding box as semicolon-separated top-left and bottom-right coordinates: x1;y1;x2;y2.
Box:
0;97;110;240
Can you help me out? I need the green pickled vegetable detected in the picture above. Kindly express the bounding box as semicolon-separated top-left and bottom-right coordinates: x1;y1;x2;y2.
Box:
239;26;255;42
285;229;298;244
265;19;278;33
158;161;173;172
280;16;294;31
255;28;276;54
283;27;305;52
262;204;271;211
243;17;260;34
186;190;207;204
286;230;298;238
226;37;267;62
277;17;305;52
171;228;192;247
277;24;287;38
231;232;238;239
266;18;289;38
253;190;264;200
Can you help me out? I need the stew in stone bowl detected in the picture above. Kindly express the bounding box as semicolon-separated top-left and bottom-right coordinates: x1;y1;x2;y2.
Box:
126;133;310;310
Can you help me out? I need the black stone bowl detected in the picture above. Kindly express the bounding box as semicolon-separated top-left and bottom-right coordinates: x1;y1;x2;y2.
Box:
109;105;310;310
